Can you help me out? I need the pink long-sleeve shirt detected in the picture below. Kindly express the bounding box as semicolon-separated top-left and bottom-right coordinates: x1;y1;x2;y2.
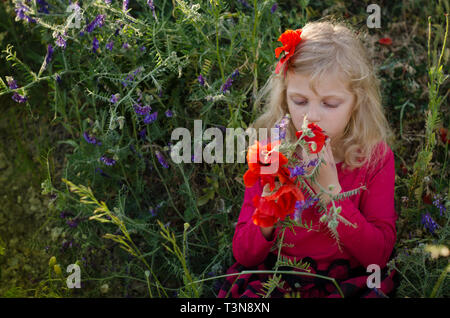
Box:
232;141;398;271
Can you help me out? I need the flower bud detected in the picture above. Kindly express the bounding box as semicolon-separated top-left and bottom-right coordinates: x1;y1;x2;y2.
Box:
54;264;62;276
49;256;56;267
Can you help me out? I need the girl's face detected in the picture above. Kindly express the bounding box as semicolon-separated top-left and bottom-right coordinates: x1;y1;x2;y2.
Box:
285;71;355;148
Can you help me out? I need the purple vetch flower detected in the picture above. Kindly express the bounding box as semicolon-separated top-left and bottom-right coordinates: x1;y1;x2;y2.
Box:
222;70;239;93
147;0;157;19
139;128;147;140
83;131;102;145
275;114;290;140
134;104;151;115
308;158;319;167
123;0;129;12
432;195;447;216
100;155;116;166
45;44;54;64
271;3;278;13
143;111;158;124
289;165;306;178
105;0;112;4
86;14;105;33
14;2;36;23
133;66;143;75
292;198;319;221
55;73;61;84
155;150;169;168
149;202;163;217
140;46;146;52
92;37;100;53
55;34;67;49
66;219;79;228
106;40;114;51
6;77;18;90
165;109;173;117
95;167;110;178
222;77;234;93
12;92;28;103
37;0;50;14
110;93;120;104
198;74;205;86
421;212;439;234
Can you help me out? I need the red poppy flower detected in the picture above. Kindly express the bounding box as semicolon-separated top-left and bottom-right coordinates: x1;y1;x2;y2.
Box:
378;37;392;45
295;123;328;154
439;127;450;144
251;195;281;227
264;184;305;219
274;29;303;75
243;140;291;190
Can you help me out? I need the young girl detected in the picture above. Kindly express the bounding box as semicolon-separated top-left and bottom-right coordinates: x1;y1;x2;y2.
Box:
217;20;399;298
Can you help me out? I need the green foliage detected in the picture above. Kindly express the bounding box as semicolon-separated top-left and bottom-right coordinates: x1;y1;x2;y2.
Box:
0;0;449;298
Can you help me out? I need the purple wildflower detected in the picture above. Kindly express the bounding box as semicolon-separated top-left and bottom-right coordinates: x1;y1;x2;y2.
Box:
123;0;129;12
165;109;173;117
7;77;18;90
271;3;278;13
100;155;116;166
149;202;163;217
86;14;105;33
155;150;169;168
45;44;54;64
110;93;120;104
95;167;110;178
293;198;319;221
66;219;79;228
14;2;36;23
289;165;306;178
92;37;99;53
139;128;147;140
222;77;233;93
12;92;28;103
105;0;112;4
104;40;114;51
198;74;205;86
83;131;102;145
134;105;151;116
147;0;157;19
231;69;240;79
121;74;134;87
308;158;319;167
432;195;447;216
143;111;158;124
55;73;61;84
140;46;146;52
421;212;439;234
275;115;289;140
37;0;50;14
55;34;67;49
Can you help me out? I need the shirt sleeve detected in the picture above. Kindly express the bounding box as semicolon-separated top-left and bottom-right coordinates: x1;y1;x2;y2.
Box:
232;179;277;267
326;145;398;269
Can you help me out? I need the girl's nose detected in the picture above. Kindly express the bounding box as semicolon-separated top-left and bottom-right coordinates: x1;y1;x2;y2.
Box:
305;108;320;123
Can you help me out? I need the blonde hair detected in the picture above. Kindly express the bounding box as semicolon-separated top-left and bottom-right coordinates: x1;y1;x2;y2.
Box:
251;19;394;173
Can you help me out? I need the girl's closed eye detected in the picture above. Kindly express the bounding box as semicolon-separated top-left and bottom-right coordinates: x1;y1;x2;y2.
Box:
292;99;339;108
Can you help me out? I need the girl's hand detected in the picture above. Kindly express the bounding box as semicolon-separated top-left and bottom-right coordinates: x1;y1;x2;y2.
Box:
296;139;342;205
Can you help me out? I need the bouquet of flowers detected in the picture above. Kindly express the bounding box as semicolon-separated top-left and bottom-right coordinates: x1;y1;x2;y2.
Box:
244;114;363;245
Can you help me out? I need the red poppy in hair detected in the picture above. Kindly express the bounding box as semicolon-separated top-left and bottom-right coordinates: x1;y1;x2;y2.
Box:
275;29;303;75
